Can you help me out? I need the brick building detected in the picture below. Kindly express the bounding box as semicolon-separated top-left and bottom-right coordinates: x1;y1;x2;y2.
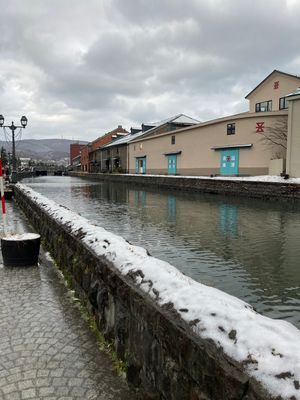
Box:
70;143;85;165
81;126;128;172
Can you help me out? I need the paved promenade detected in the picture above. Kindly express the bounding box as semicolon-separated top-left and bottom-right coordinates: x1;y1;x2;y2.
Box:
0;202;138;400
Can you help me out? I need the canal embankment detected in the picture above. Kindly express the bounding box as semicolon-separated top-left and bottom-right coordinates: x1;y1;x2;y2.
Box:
14;183;300;400
69;172;300;200
0;199;137;400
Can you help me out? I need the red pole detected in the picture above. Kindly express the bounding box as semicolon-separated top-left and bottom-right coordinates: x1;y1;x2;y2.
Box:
0;159;7;235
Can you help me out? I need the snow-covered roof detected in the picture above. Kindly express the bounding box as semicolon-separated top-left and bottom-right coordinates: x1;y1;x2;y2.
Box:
17;182;300;400
286;87;300;98
102;133;134;149
103;114;200;149
147;113;200;126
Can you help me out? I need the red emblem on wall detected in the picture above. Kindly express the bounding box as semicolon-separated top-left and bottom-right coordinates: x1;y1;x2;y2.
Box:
256;122;265;133
274;81;279;89
226;156;231;162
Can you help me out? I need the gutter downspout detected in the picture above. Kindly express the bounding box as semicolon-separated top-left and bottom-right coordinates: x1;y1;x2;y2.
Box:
127;144;129;173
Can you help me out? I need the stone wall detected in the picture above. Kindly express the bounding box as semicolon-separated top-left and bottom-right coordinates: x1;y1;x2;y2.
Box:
69;172;300;200
14;186;280;400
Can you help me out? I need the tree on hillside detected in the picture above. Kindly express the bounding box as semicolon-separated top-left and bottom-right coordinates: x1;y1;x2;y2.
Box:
260;118;287;159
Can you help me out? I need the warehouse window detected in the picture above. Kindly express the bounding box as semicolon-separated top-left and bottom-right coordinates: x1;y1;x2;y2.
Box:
255;100;272;112
227;123;236;135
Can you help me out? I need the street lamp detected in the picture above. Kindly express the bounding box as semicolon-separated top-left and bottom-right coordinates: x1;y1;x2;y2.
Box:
0;115;28;183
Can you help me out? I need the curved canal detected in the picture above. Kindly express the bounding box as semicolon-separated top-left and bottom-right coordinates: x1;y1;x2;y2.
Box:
24;176;300;329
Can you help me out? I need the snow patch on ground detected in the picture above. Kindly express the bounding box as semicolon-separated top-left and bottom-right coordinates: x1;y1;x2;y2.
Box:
16;183;300;399
44;251;54;262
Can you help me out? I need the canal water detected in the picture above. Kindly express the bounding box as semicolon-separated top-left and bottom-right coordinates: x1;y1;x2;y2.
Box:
23;176;300;329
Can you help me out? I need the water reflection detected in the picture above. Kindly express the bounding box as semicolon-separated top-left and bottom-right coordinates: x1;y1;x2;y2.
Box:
219;204;238;238
24;176;300;329
134;191;147;207
167;196;177;221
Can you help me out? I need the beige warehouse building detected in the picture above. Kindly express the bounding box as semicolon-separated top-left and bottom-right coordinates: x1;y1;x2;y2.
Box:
128;70;300;176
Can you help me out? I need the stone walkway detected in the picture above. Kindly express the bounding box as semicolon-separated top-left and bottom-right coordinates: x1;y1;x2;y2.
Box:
0;201;139;400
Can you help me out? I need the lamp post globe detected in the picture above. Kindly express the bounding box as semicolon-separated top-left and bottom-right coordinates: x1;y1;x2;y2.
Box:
21;116;27;128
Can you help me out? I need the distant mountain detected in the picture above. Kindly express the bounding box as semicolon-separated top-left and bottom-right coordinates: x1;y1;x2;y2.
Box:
0;139;87;162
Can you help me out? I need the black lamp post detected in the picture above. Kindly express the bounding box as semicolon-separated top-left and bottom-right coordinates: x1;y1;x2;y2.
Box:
0;115;28;183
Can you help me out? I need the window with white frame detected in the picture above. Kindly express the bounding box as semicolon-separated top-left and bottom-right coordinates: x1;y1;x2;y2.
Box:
255;100;272;112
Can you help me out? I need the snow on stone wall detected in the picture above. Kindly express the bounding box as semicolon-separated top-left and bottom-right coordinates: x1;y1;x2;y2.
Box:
15;183;300;399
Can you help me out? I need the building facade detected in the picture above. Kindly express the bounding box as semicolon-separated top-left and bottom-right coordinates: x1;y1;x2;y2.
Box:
81;126;128;172
101;140;130;173
70;143;85;166
101;115;199;173
80;145;90;172
246;70;300;113
128;70;300;176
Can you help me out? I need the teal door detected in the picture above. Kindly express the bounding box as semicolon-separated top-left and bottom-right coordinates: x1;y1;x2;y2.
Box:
167;155;177;175
135;157;146;174
220;149;239;175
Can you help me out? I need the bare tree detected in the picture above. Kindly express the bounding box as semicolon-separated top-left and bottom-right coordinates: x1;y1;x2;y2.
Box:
260;118;287;158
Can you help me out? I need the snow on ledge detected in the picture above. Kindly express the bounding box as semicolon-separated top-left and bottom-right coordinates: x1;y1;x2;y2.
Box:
16;183;300;399
2;233;40;241
125;173;300;184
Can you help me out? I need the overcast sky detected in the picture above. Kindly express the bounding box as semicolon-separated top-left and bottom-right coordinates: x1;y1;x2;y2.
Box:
0;0;299;141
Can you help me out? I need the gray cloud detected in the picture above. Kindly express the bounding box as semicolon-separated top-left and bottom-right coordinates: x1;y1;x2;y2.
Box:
0;0;299;140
